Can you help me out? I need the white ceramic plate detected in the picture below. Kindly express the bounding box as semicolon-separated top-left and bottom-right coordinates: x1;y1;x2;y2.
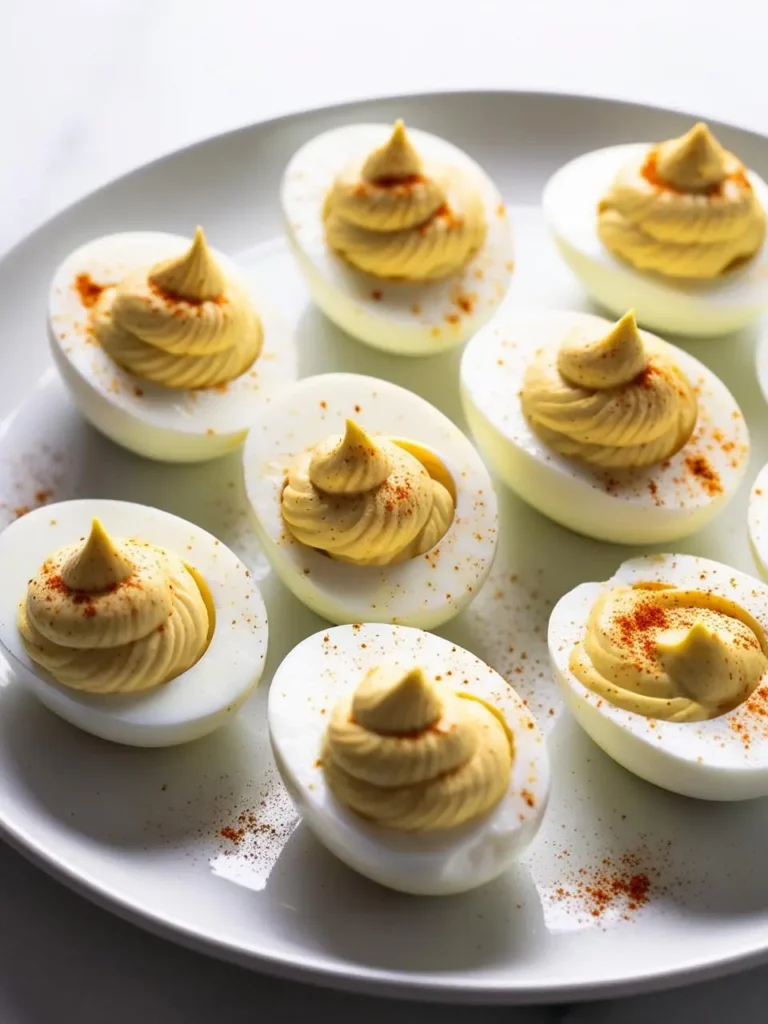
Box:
2;92;768;1005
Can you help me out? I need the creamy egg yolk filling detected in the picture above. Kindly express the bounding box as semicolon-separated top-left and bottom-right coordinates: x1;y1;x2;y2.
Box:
280;419;455;566
17;518;213;694
89;227;263;389
322;664;513;831
521;310;697;468
597;122;766;279
323;119;487;281
570;581;768;722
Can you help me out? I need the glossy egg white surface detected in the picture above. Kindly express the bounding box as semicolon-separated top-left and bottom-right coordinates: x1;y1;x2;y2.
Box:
753;329;768;413
242;372;498;628
748;461;768;579
269;623;549;895
543;144;768;337
0;499;268;747
460;309;749;545
550;553;768;801
48;232;298;463
281;124;513;356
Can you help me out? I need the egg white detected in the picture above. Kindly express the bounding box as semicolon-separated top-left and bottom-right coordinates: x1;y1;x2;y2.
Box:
753;329;768;413
748;461;768;579
0;499;268;747
242;372;498;629
281;123;514;356
542;144;768;338
550;553;768;801
460;309;749;545
269;623;548;895
48;232;298;463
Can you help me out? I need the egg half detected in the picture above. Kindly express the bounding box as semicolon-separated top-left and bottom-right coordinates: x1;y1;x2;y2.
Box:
543;144;768;337
269;623;549;895
48;232;298;462
242;372;497;628
550;553;768;800
0;499;267;746
460;309;749;544
281;123;513;356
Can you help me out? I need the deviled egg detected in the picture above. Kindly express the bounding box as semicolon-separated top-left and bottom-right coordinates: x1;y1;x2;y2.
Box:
282;119;513;355
48;227;297;462
269;623;548;895
242;372;497;628
0;499;267;746
460;308;748;544
550;553;768;801
543;123;768;336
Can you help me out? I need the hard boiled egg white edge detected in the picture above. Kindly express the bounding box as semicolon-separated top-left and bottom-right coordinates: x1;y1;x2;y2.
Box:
754;328;768;410
460;309;749;545
48;232;298;463
268;623;549;895
549;553;768;801
0;499;268;747
242;372;498;628
281;123;514;356
747;460;768;579
542;144;768;338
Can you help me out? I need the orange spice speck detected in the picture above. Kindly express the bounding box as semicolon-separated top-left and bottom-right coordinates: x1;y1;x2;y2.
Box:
684;454;722;496
74;273;107;308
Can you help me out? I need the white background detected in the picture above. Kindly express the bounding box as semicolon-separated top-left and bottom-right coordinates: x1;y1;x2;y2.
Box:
2;0;767;1019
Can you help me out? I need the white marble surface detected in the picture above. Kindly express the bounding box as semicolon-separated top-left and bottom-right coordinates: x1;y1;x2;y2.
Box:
3;0;768;1019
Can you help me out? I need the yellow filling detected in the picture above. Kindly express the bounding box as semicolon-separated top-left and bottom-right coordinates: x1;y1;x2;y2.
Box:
521;310;697;468
323;120;487;281
91;227;263;389
18;518;212;694
598;123;766;279
323;665;513;831
280;419;455;565
571;581;768;721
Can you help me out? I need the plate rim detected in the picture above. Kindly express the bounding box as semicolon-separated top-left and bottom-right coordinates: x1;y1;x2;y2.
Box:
3;87;768;1004
5;85;768;267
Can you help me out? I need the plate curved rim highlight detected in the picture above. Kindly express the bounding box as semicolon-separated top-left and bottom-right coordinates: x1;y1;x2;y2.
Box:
3;89;768;1005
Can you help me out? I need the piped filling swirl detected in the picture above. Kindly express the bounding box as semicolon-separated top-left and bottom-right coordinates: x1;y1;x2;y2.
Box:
18;518;212;694
281;419;454;565
90;227;263;389
521;311;697;468
323;664;513;831
324;120;487;281
597;123;766;279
